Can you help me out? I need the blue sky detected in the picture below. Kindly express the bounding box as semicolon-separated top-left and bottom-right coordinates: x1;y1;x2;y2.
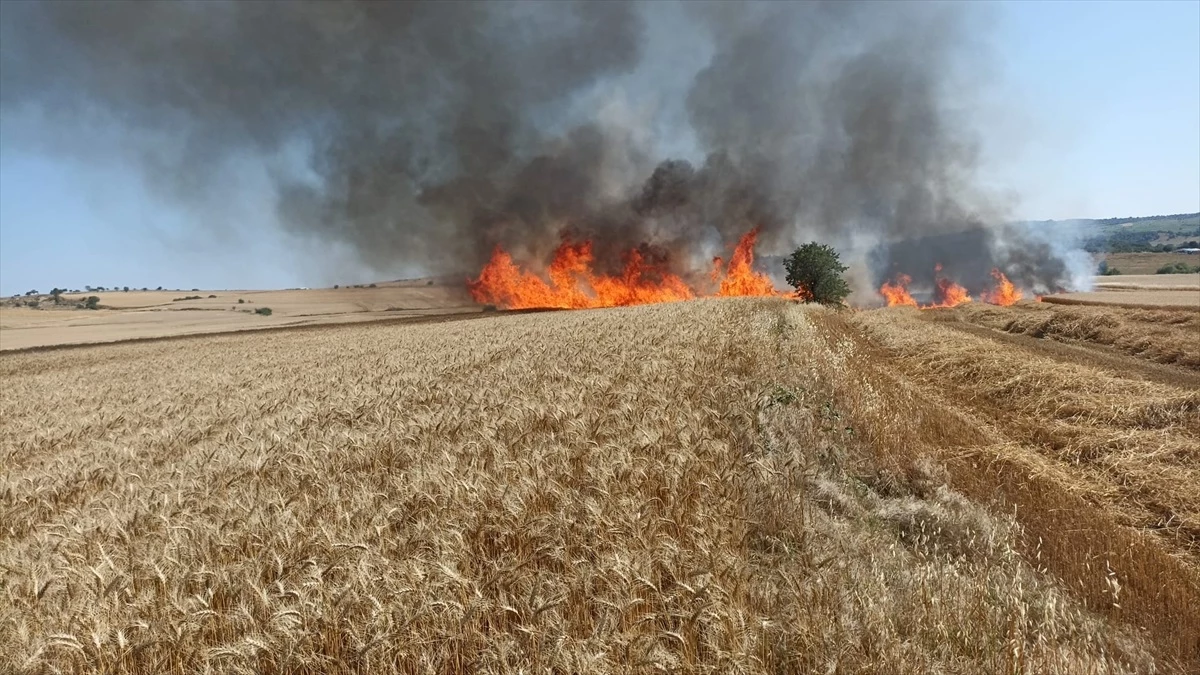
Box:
1;1;1198;295
984;0;1199;220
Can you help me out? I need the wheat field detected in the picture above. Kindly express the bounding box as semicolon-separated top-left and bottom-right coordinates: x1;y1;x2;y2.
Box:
2;298;1196;673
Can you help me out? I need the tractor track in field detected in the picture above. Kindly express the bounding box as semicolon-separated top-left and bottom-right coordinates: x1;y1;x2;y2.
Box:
915;310;1200;390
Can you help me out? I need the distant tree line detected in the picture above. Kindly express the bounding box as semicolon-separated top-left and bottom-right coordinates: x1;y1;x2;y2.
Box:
1092;212;1200;226
1084;232;1200;253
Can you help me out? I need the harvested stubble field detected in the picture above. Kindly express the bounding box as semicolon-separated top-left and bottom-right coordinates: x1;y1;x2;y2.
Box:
1102;253;1200;276
2;298;1197;673
1044;273;1200;309
0;280;477;351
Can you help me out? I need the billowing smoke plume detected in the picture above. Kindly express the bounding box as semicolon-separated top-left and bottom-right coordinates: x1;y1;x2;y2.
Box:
0;1;1080;296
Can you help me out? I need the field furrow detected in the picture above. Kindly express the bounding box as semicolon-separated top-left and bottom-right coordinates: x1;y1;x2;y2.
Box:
834;307;1200;664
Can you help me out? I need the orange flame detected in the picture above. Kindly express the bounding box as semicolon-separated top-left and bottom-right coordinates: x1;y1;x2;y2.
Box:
469;228;790;309
468;241;694;309
929;264;972;307
982;268;1023;306
715;228;787;298
880;273;918;307
881;265;1024;309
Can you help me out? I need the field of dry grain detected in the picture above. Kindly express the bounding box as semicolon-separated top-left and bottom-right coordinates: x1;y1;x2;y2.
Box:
1102;252;1200;275
1041;273;1199;309
2;298;1197;673
0;280;476;351
1038;272;1200;309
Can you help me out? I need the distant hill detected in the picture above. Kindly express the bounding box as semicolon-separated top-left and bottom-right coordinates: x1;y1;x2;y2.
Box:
1089;212;1199;233
1024;213;1200;253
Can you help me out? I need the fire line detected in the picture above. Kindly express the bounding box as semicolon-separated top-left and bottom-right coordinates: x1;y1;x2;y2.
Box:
468;228;795;310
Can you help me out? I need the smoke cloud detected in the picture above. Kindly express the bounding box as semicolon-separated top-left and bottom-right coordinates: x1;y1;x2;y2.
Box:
0;1;1080;296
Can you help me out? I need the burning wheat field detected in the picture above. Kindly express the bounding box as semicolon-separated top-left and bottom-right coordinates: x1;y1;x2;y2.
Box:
465;228;1034;311
3;1;1199;674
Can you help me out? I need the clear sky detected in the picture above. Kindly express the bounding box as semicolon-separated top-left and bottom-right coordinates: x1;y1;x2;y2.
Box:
984;0;1200;221
1;0;1197;295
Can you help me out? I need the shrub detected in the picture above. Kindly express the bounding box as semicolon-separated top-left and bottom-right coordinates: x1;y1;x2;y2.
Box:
1097;261;1122;276
334;285;340;289
238;298;245;304
368;283;377;288
783;242;851;305
1155;262;1200;274
82;296;101;310
208;294;217;298
255;307;273;316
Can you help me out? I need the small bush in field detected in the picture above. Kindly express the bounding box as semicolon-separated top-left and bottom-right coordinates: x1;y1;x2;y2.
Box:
1156;262;1200;274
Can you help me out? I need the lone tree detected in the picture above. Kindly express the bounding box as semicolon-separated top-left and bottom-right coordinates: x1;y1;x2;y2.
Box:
783;242;851;306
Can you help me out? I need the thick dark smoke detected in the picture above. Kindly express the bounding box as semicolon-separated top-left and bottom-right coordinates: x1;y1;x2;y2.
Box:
0;1;1083;296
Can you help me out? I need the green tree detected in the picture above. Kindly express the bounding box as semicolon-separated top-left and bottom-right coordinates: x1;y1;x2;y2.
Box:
783;242;851;305
83;296;101;310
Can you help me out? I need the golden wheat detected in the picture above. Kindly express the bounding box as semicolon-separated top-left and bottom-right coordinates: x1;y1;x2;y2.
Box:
957;302;1200;369
1;299;1182;673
